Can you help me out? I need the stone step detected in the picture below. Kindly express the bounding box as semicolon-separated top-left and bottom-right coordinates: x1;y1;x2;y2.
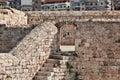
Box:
52;75;65;80
33;75;65;80
53;68;67;73
60;52;76;56
32;75;47;80
43;63;55;67
63;56;75;61
40;67;54;72
46;68;77;73
32;53;77;80
53;72;66;76
46;59;60;64
46;59;69;64
49;54;63;60
40;67;67;73
49;54;75;61
35;71;51;76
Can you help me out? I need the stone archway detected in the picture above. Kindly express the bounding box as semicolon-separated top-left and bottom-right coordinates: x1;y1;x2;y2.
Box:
60;24;76;45
59;24;76;51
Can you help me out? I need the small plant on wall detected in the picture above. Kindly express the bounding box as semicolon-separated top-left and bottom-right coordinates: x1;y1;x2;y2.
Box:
6;75;12;80
74;72;83;80
65;62;73;73
118;67;120;74
74;72;79;80
0;4;3;9
88;18;93;22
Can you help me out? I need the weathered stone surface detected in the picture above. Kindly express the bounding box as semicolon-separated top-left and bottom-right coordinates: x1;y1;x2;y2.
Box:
0;25;34;53
0;22;58;80
27;11;120;25
0;10;120;80
75;22;120;80
0;8;27;27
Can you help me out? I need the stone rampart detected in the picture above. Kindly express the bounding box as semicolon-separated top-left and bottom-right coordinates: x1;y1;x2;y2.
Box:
0;24;34;53
27;11;120;25
0;10;120;80
0;22;58;80
0;8;28;27
75;22;120;80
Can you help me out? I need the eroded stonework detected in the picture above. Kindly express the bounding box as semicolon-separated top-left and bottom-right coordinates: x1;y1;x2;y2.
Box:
0;22;58;80
0;8;27;27
0;10;120;80
75;22;120;80
0;24;34;53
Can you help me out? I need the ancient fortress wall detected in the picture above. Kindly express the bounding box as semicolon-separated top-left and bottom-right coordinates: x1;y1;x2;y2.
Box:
0;10;119;80
0;25;34;53
27;11;120;25
0;8;27;27
0;22;58;80
75;22;120;80
30;12;119;79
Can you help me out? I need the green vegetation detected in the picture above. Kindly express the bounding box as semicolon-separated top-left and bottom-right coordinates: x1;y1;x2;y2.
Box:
88;18;93;22
0;4;3;9
25;13;31;17
6;75;12;78
65;62;73;73
74;72;79;80
118;67;120;74
74;72;82;80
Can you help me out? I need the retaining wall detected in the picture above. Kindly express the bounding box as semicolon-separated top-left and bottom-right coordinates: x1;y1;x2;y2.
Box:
0;22;58;80
75;22;120;80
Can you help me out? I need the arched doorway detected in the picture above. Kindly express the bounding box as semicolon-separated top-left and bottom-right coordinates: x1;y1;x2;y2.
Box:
59;24;76;51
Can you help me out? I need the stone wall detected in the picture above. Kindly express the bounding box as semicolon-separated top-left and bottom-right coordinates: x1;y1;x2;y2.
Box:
0;10;120;80
0;24;34;53
0;8;27;27
0;22;58;80
75;22;120;80
27;11;120;25
60;24;76;45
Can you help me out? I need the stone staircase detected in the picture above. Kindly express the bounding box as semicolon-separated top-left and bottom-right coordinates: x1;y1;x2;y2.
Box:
32;52;76;80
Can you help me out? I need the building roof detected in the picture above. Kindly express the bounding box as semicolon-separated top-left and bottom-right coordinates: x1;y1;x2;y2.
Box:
85;0;98;2
44;0;73;3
